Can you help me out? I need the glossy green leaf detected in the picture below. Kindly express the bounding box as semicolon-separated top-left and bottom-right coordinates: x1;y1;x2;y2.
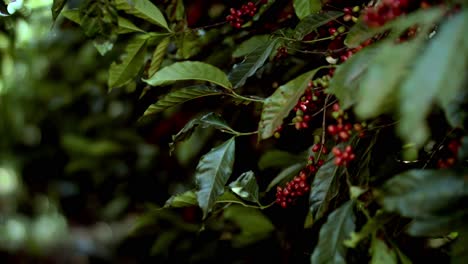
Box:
327;46;378;109
266;163;305;192
399;11;468;147
148;37;170;78
164;190;198;208
309;154;340;220
258;150;308;170
293;0;322;20
52;0;67;21
294;11;343;39
117;16;146;34
371;237;397;264
259;67;324;139
61;9;80;24
311;200;356;264
169;112;234;153
229;38;279;89
108;35;148;90
355;40;423;119
232;35;271;58
143;86;222;116
115;0;169;30
224;205;274;247
229;171;259;203
345;8;444;48
195;137;236;218
144;61;232;89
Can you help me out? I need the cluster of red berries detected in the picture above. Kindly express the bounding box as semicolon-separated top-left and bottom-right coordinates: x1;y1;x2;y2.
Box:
275;171;310;208
437;139;461;168
363;0;410;27
226;2;257;28
332;145;356;166
343;6;361;22
307;154;325;173
292;76;330;130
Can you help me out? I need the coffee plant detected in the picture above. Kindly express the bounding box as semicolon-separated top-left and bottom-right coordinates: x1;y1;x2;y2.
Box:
1;0;467;263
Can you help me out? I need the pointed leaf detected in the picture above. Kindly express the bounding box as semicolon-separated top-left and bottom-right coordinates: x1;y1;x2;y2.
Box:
294;11;343;39
148;37;170;77
229;38;279;89
309;154;340;220
266;163;305;192
311;200;356;264
115;0;169;30
196;137;236;218
144;86;223;116
52;0;67;21
108;35;148;90
293;0;322;20
233;35;271;58
229;171;259;203
117;16;146;34
259;67;324;139
258;150;308;170
170;112;234;153
61;9;80;24
399;11;468;147
371;238;398;264
164;190;198;208
144;61;232;89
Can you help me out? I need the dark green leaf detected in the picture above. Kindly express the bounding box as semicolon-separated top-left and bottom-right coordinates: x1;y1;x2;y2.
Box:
164;190;198;208
293;0;321;20
228;38;279;89
311;200;356;264
266;163;305;192
407;212;468;237
223;205;274;247
258;150;308;170
144;61;232;90
294;11;343;40
452;228;468;264
344;211;392;248
309;154;340;220
196;137;236;218
229;171;259;203
115;0;169;30
371;237;397;264
108;35;148;90
150;230;179;256
170;112;234;153
148;37;170;78
52;0;67;21
259;67;324;139
143;86;223;116
232;35;271;58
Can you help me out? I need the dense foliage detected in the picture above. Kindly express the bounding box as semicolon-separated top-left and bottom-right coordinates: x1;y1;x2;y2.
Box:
1;0;467;263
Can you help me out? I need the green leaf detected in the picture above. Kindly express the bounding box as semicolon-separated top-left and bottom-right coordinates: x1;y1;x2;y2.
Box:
229;171;259;203
258;150;308;170
311;200;356;264
345;8;445;48
259;67;324;139
52;0;67;21
196;137;236;218
232;35;271;58
223;205;274;247
164;190;198;208
228;38;279;89
108;35;148;90
143;86;222;116
327;46;378;109
309;154;340;220
115;0;169;30
117;16;146;34
61;9;80;24
169;112;234;153
144;61;232;89
148;37;170;78
294;11;343;40
355;40;424;119
293;0;322;20
399;11;468;147
266;163;305;192
452;228;468;264
344;211;393;248
371;237;397;264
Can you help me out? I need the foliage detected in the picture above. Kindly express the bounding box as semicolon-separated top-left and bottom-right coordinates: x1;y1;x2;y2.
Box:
1;0;467;263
